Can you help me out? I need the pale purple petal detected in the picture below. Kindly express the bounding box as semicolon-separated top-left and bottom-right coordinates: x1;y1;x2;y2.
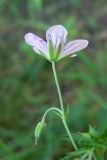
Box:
46;25;68;50
24;33;42;46
24;33;49;57
64;39;89;56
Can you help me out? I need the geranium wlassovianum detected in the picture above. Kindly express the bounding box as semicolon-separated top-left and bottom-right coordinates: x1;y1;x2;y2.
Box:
24;25;89;62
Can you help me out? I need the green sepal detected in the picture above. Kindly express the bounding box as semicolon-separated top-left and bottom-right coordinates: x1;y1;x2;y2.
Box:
34;121;46;145
55;42;62;61
49;40;55;61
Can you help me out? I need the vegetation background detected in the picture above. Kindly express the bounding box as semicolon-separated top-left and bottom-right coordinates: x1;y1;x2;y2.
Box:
0;0;107;159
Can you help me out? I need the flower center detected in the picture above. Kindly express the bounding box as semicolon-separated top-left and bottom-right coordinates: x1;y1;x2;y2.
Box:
49;40;62;62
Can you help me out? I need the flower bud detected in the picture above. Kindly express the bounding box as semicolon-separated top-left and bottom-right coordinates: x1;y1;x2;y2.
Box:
34;121;46;145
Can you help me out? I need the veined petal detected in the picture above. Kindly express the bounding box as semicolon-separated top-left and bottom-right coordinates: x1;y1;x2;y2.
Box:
25;33;42;46
24;33;49;57
46;25;68;50
63;39;89;56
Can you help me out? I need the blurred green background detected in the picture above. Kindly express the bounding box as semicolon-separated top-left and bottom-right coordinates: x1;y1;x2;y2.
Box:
0;0;107;159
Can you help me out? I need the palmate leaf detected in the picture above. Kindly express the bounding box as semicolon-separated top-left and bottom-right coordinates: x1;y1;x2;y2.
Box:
67;132;93;145
64;127;107;160
98;128;107;142
60;148;88;160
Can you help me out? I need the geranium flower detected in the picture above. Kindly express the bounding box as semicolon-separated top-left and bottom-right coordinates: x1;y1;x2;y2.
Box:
24;25;88;62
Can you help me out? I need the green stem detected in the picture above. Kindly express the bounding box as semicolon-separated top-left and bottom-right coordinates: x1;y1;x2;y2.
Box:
42;107;62;122
93;153;97;160
52;62;64;114
96;155;104;160
95;151;104;160
52;61;78;151
88;152;93;160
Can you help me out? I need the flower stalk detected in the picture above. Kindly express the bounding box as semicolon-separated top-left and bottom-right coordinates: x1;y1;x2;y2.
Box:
52;61;78;151
41;107;62;122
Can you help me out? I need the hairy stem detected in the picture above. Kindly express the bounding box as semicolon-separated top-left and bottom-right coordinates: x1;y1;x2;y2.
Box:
52;61;78;151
